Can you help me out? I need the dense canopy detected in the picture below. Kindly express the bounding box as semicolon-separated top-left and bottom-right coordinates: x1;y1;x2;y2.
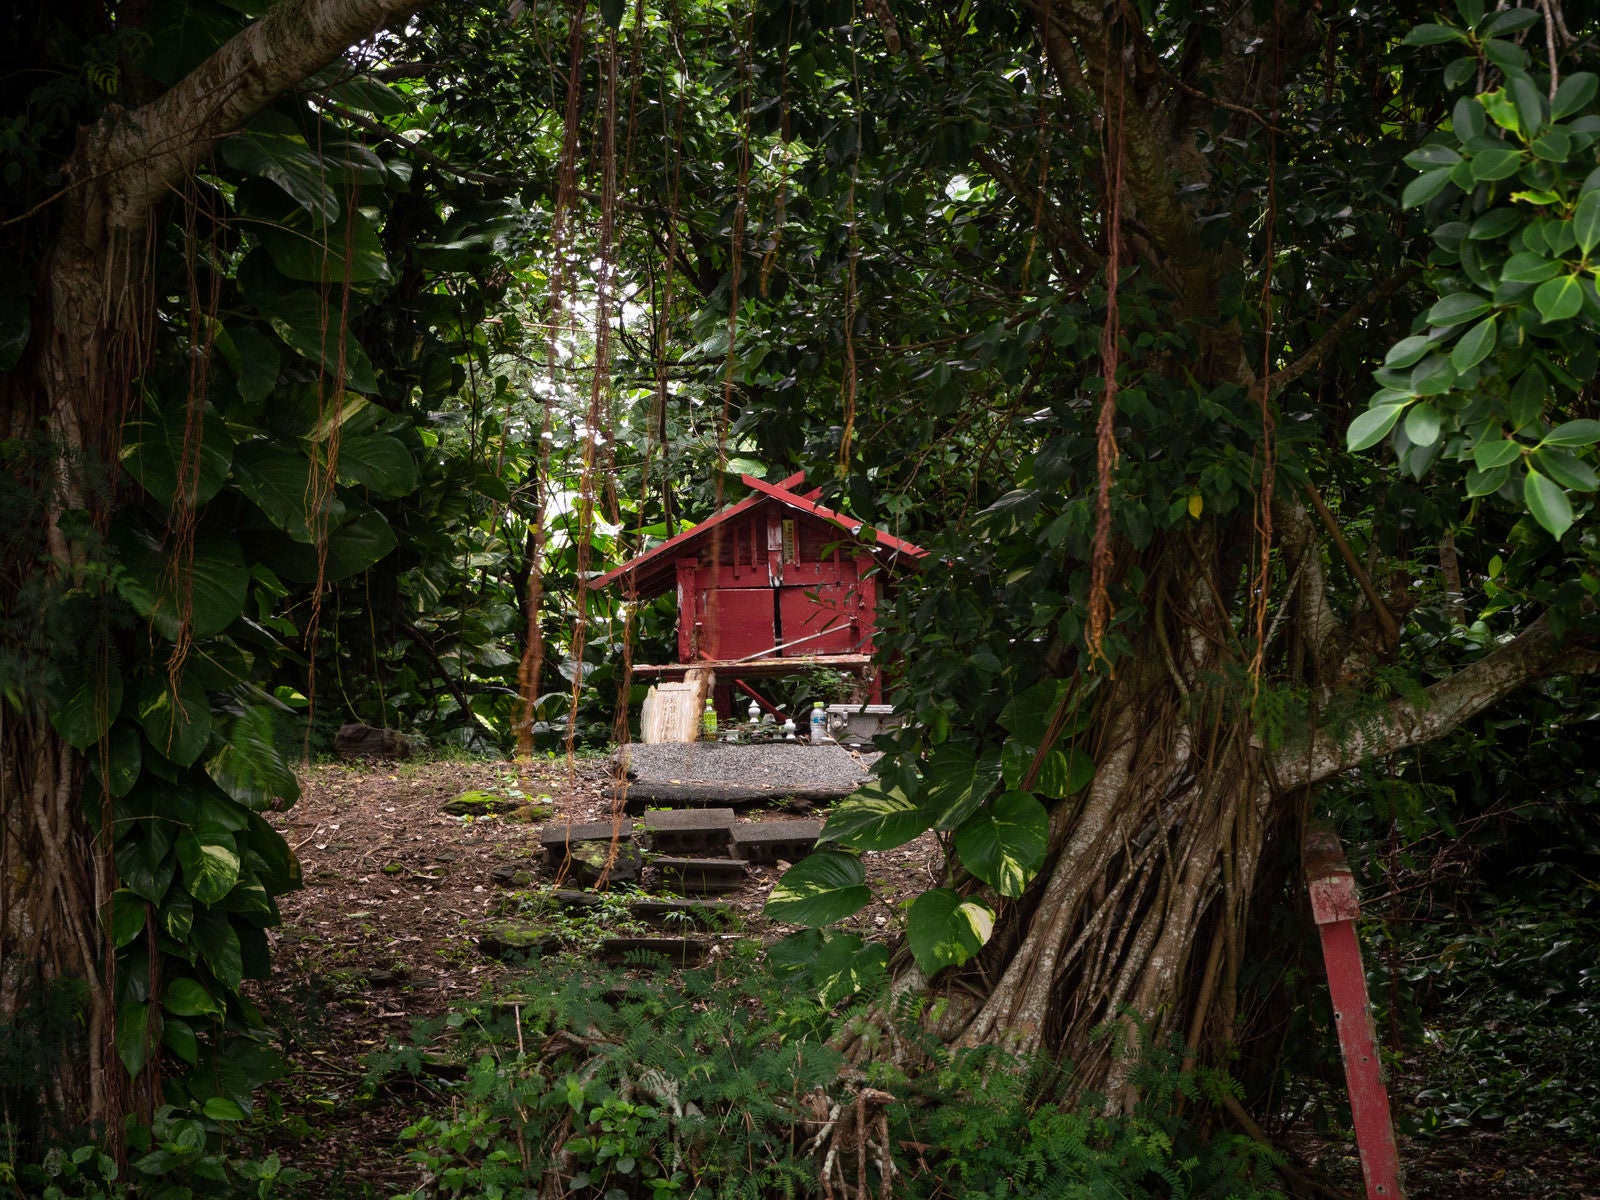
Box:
2;0;1598;1185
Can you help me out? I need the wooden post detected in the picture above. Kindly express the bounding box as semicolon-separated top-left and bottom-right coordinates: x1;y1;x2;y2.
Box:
1303;821;1406;1200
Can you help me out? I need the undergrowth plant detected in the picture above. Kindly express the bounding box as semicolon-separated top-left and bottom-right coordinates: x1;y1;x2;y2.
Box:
375;946;1285;1200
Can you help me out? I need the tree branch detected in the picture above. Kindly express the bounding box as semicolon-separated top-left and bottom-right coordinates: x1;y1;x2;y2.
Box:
1302;479;1399;654
1258;267;1421;398
83;0;426;234
1275;613;1600;789
971;147;1100;273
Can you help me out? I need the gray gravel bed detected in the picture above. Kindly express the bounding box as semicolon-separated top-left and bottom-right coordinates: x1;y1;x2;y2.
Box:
614;742;875;801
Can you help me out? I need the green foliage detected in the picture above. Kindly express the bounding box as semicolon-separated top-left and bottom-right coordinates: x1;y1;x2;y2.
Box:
1362;6;1600;541
1399;892;1599;1138
895;1036;1283;1200
6;1105;306;1200
381;953;1283;1200
1327;680;1600;1143
381;949;849;1199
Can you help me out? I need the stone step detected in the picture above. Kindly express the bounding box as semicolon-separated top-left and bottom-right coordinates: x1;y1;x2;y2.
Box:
614;784;770;813
640;808;736;856
477;921;559;960
730;819;824;865
654;856;749;895
539;820;635;860
539;821;640;887
595;935;710;967
550;890;734;928
476;923;711;967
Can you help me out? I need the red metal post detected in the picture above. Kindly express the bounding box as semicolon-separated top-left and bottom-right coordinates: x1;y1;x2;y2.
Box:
1303;821;1406;1200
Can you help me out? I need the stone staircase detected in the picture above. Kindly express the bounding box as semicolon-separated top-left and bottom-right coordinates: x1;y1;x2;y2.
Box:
479;806;825;966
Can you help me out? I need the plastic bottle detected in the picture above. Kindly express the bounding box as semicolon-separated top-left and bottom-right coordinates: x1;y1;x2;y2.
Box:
701;699;717;739
810;701;829;743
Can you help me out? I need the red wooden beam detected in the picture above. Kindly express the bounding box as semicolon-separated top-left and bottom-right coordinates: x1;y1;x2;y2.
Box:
1303;821;1406;1200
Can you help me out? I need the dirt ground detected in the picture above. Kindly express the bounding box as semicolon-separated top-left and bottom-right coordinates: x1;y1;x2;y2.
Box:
249;755;1600;1199
248;752;940;1195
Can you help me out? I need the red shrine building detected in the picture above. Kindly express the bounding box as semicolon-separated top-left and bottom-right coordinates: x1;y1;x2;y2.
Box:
587;472;924;703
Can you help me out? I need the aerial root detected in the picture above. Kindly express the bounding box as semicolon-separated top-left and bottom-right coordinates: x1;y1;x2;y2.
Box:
802;1084;898;1200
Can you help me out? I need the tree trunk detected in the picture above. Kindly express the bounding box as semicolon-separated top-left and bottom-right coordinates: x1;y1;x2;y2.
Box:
1;178;147;1137
909;529;1273;1106
0;714;118;1133
1;0;428;1140
898;514;1598;1108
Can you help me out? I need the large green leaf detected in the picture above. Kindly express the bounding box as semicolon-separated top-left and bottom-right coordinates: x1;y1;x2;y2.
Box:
818;785;932;851
1551;72;1598;121
226;326;283;408
117;834;176;905
255;289;379;393
1533;274;1583;323
322;74;409;117
765;851;870;927
176;828;241;905
207;705;299;810
1531;449;1599;492
1404;402;1442;448
1524;468;1574;538
219;131;340;224
261;507;398;582
51;663;125;751
1348;401;1407;452
907;888;994;976
997;677;1090;745
256;208;392;286
120;402;234;507
1450;314;1497;373
116;1001;153;1076
232;440;344;542
1468;147;1523;182
1543;419;1600;448
162;976;223;1020
954;790;1049;898
770;930;890;1005
192;908;244;991
1473;437;1524;471
162;1017;200;1065
110;889;148;949
114;523;248;641
243;811;302;893
162;890;194;941
336;432;418;498
89;721;144;799
923;744;1004;830
136;673;212;768
1001;740;1094;798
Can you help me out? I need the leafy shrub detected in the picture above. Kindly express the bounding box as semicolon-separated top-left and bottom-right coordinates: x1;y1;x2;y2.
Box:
5;1104;305;1199
380;949;1284;1200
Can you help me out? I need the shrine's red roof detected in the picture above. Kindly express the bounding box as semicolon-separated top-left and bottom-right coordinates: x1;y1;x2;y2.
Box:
587;472;925;597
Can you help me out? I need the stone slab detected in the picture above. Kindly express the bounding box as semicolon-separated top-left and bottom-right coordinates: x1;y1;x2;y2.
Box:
477;922;559;960
550;890;734;927
612;742;871;808
595;936;710;966
539;821;635;851
654;856;749;895
730;819;823;864
641;807;736;855
549;841;642;888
